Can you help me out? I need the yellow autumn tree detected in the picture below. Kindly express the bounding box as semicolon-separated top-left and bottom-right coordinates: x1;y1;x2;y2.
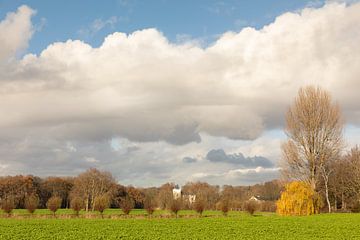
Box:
276;181;322;216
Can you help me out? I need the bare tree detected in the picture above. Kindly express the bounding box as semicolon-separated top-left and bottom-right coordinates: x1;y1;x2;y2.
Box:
1;196;15;217
169;199;182;218
120;196;134;216
24;194;39;215
94;194;110;218
47;196;62;216
144;195;156;217
193;197;206;217
71;168;116;212
70;196;83;217
281;86;343;208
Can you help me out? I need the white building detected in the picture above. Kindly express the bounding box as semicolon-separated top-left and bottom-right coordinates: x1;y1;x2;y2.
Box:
172;185;196;204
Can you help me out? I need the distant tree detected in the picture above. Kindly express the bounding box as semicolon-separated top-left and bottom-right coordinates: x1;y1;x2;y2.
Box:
41;177;74;208
1;196;15;216
277;181;322;216
169;199;182;218
193;197;206;217
218;199;230;216
71;168;116;212
126;186;145;208
281;86;343;212
70;196;83;217
182;182;220;209
156;183;175;209
121;196;134;216
24;194;39;214
244;200;259;216
47;196;62;217
144;195;156;217
94;194;110;218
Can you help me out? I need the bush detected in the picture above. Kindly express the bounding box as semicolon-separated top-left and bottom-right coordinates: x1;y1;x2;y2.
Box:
276;181;322;216
169;199;182;218
193;198;206;217
121;196;134;215
25;194;39;214
1;197;15;216
94;195;110;218
244;200;259;215
47;196;62;216
218;199;230;216
70;196;83;216
144;197;156;216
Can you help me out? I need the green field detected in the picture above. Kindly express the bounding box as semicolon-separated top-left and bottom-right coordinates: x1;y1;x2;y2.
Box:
1;212;360;239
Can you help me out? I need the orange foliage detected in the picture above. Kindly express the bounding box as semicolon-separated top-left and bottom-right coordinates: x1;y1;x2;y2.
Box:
276;181;322;216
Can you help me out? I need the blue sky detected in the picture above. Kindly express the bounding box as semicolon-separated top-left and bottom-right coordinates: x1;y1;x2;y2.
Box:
1;0;323;54
0;1;359;186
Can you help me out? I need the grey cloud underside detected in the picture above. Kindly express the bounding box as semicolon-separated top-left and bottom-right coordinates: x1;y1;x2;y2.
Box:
0;3;360;185
206;149;274;168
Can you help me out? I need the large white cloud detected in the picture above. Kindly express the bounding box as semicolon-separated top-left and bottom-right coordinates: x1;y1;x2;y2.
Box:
0;3;360;185
1;3;360;145
0;5;34;62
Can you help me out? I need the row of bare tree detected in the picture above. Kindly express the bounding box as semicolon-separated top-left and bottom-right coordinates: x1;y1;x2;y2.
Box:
0;168;283;213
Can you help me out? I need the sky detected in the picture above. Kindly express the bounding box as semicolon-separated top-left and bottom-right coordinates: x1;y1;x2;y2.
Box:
0;0;359;187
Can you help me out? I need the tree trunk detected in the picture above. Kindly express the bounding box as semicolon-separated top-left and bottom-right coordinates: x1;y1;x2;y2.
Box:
325;181;331;213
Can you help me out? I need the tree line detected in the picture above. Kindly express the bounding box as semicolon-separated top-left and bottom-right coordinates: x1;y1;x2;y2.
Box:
0;168;283;215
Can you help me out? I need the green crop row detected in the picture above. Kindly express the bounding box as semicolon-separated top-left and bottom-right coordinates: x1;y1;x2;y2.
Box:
0;213;360;239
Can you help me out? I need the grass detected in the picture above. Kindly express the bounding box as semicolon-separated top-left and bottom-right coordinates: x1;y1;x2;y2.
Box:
0;212;360;239
0;208;234;217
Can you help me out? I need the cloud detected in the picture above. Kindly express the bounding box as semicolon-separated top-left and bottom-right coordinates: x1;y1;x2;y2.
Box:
182;157;197;163
0;3;360;185
191;167;280;185
1;2;359;145
0;5;35;61
78;16;120;37
206;149;274;167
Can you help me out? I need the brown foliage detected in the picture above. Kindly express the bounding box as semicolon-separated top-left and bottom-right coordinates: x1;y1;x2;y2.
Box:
24;194;39;214
94;195;110;217
121;196;134;215
169;199;182;217
1;196;15;216
70;196;83;216
144;196;156;216
218;199;230;216
244;200;259;215
71;168;116;212
193;197;206;216
47;196;62;216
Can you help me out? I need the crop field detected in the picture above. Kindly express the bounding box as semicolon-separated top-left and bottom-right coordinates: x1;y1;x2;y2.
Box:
1;212;360;239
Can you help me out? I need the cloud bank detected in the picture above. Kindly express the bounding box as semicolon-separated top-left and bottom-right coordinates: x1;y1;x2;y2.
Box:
0;3;360;185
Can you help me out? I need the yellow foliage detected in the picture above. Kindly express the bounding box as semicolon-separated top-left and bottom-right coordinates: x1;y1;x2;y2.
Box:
276;181;322;216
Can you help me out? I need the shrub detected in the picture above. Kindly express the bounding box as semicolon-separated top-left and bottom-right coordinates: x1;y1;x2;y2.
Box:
276;181;322;216
169;199;182;218
218;199;230;216
193;197;206;217
244;200;259;215
121;196;134;216
70;196;83;216
1;197;15;216
25;194;39;214
144;197;156;216
47;196;62;216
94;195;110;218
